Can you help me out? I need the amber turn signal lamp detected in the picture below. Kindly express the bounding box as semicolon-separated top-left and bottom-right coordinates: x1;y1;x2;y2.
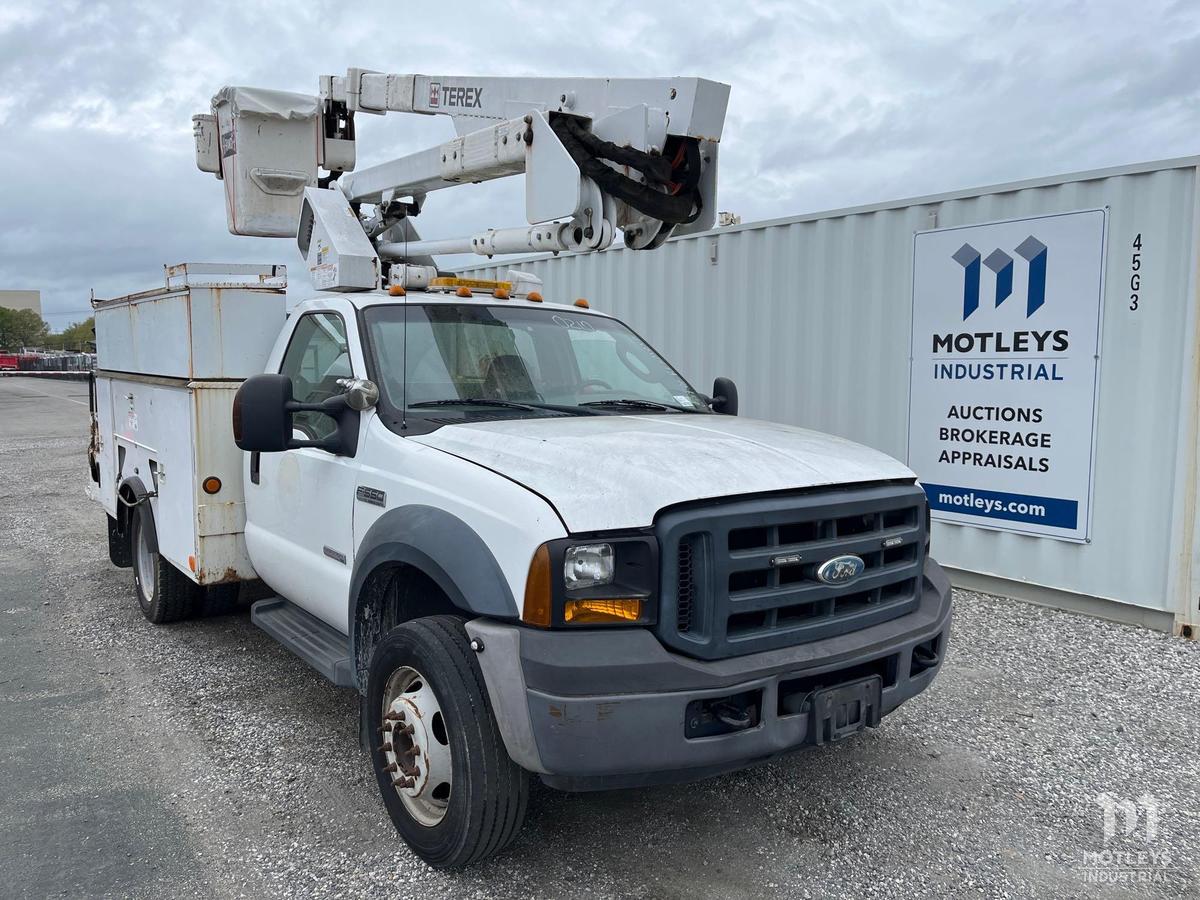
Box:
564;598;643;624
522;544;553;627
526;291;543;302
202;476;222;494
574;298;590;308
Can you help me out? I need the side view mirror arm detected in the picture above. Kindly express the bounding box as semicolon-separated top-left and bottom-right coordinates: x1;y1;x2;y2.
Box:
234;374;374;457
285;394;360;456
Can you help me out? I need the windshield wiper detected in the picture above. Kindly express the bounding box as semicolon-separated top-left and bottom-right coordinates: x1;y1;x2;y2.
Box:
579;398;699;413
409;398;597;415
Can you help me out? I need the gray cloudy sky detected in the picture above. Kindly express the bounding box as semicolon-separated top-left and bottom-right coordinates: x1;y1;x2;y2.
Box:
1;0;1197;328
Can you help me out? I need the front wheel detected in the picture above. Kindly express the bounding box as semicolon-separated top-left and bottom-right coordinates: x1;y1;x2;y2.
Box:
367;616;527;868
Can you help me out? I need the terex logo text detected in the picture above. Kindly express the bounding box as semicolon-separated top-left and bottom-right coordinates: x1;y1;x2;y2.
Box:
426;83;483;109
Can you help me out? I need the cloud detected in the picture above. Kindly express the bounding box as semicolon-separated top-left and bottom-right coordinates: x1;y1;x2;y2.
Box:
0;0;1197;327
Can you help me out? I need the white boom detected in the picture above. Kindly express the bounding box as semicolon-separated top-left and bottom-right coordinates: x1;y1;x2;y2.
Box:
194;70;729;292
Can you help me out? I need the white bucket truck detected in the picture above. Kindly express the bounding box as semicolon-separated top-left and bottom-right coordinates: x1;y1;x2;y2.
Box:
89;72;952;868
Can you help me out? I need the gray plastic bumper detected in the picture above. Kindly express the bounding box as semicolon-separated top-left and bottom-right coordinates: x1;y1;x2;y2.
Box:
466;558;953;791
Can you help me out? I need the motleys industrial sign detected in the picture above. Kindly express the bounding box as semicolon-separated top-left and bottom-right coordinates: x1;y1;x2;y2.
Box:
908;209;1106;541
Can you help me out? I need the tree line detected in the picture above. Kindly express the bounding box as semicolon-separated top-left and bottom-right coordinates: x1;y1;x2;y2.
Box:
0;308;95;352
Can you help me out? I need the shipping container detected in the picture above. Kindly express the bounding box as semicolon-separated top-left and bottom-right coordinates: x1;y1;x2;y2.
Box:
454;155;1200;635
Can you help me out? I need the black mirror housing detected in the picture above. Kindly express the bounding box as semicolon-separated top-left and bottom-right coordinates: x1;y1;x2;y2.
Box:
711;376;739;415
233;374;294;451
233;373;361;456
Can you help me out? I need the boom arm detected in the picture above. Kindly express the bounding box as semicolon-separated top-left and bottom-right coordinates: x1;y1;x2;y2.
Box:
194;70;729;291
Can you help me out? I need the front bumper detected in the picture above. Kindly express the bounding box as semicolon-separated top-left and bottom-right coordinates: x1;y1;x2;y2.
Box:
466;559;953;791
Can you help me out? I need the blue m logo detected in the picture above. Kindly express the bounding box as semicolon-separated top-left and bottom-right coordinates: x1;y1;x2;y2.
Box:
952;236;1047;320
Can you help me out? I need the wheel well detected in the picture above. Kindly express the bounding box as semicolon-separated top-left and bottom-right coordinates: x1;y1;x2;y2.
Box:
353;563;466;689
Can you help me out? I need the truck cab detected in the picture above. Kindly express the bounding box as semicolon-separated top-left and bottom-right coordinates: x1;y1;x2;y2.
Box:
228;277;952;865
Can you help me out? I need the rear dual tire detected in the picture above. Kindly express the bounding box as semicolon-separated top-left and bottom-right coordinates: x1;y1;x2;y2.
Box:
366;616;528;869
130;508;196;624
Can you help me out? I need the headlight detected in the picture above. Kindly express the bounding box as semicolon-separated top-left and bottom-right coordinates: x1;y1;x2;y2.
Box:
522;536;658;628
563;543;614;589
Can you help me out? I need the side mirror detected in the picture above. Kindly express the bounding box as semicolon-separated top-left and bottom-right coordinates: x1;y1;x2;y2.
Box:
233;373;370;456
711;376;739;415
233;374;294;452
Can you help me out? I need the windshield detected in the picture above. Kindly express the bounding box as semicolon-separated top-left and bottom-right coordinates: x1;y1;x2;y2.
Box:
363;304;708;421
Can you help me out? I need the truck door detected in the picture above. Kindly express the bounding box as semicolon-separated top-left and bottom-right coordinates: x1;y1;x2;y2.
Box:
243;309;361;632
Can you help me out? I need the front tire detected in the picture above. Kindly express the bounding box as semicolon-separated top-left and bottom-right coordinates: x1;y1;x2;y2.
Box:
367;616;527;868
130;507;196;624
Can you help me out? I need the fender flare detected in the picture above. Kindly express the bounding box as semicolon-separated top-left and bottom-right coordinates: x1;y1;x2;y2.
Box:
348;505;519;679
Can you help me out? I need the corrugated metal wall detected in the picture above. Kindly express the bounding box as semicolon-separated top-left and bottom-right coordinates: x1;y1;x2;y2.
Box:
457;158;1200;627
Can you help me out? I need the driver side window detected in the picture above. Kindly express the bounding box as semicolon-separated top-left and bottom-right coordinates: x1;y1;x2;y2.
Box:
280;312;351;440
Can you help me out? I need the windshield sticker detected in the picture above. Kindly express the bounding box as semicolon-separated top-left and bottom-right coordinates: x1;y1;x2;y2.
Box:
674;395;695;408
551;314;595;331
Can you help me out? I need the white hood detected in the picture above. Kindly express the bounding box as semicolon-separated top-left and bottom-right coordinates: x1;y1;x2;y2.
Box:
412;414;914;533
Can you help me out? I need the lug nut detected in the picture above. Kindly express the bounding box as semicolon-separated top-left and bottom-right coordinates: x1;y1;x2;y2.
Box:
382;762;398;773
392;776;415;789
384;710;406;722
376;743;392;753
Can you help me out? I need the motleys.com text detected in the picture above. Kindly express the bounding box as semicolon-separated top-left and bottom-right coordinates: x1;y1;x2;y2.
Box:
939;489;1046;518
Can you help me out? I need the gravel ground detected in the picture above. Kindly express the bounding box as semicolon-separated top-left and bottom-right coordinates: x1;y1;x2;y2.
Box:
1;375;1197;899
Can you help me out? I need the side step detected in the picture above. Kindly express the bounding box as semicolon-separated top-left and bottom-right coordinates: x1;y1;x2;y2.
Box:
251;597;356;688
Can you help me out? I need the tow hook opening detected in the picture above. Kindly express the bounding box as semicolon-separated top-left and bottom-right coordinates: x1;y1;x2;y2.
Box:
910;635;941;677
685;689;762;739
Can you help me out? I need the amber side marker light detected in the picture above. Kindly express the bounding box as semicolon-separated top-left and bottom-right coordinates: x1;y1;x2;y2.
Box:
526;291;544;303
574;298;590;309
522;544;553;627
564;598;643;624
202;476;222;494
388;284;406;297
456;286;473;298
493;287;510;299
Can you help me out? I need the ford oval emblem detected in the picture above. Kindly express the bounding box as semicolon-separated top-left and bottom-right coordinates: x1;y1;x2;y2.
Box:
816;554;866;586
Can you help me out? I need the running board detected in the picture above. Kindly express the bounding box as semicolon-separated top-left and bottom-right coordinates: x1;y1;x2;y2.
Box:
251;597;356;688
